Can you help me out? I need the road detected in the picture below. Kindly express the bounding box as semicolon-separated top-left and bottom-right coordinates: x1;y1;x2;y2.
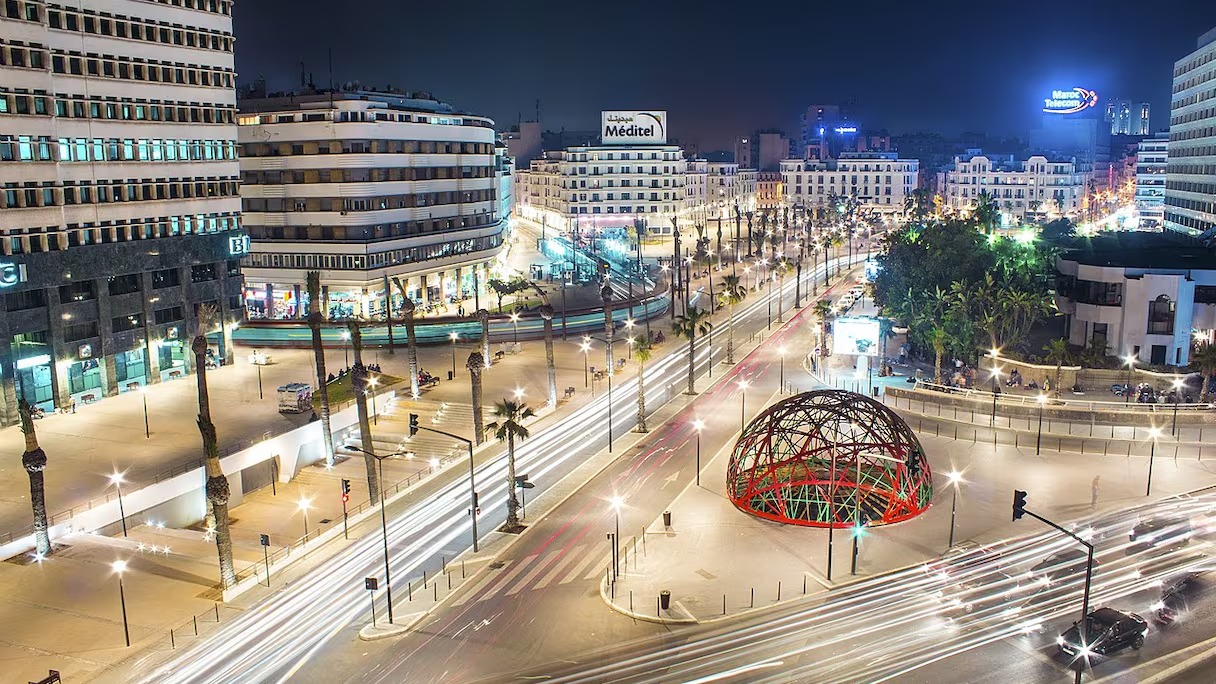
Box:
116;248;852;684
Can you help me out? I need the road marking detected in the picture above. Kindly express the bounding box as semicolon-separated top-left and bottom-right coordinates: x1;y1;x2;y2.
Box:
469;556;535;603
533;546;588;590
505;554;560;595
560;540;608;584
449;560;513;607
662;470;681;489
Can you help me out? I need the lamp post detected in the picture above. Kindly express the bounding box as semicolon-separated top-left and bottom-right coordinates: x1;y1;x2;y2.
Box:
140;386;150;439
624;319;635;359
989;362;1002;426
738;379;749;431
609;495;623;579
510;311;520;345
1172;376;1184;435
109;472;128;537
1036;393;1047;455
1146;427;1162;497
580;337;591;388
778;346;786;392
297;497;312;540
449;332;458;378
341;330;351;369
112;560;131;647
947;471;963;548
607;373;614;453
1123;354;1136;404
368;376;379;426
692;418;704;487
255;355;263;400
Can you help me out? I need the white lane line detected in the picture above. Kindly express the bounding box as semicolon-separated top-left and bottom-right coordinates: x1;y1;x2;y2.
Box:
533;545;587;590
505;553;561;595
449;560;512;607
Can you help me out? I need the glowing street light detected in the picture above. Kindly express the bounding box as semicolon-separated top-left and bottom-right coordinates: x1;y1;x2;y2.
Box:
509;310;521;345
1171;376;1185;435
513;386;525;400
112;559;131;647
109;472;128;537
1036;394;1048;455
449;331;459;377
296;497;312;540
580;337;592;387
341;329;351;369
946;471;964;548
1123;354;1136;404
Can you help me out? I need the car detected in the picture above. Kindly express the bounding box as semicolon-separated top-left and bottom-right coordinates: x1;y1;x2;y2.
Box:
1057;607;1148;656
924;540;1008;581
1129;516;1193;549
1025;548;1095;587
939;570;1025;618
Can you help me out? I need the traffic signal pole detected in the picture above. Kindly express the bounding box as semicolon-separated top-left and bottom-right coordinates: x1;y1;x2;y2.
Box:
410;413;479;552
1012;491;1094;684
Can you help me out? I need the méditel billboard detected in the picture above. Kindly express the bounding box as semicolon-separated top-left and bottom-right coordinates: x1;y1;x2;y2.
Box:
601;111;668;145
833;316;882;357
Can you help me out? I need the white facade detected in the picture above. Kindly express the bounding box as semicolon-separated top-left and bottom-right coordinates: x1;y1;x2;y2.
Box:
938;154;1090;221
238;91;507;319
780;152;918;219
515;145;746;236
1165;25;1216;236
1135;136;1168;229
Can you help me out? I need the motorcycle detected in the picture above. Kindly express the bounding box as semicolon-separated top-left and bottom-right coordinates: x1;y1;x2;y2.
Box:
418;370;440;388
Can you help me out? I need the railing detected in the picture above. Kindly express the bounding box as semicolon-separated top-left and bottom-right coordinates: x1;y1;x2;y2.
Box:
910;379;1216;414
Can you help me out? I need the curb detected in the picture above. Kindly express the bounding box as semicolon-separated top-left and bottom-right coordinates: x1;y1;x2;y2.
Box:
357;611;427;641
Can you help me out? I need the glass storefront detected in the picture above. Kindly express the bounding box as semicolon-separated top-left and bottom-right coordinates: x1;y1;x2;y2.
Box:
67;358;105;403
114;348;148;393
158;339;187;381
13;336;55;412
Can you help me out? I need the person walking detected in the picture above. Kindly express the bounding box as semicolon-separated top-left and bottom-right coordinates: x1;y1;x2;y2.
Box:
1091;475;1101;508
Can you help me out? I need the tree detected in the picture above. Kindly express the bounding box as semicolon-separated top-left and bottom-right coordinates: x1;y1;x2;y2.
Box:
974;190;1000;234
19;400;50;556
392;278;419;398
347;322;379;502
1042;338;1073;398
1192;343;1216;402
476;309;491;367
634;340;652;433
721;274;746;364
673;307;713;395
193;304;236;587
486;399;535;532
467;352;485;445
305;272;336;467
539;304;557;407
813;300;832;358
930;326;948;384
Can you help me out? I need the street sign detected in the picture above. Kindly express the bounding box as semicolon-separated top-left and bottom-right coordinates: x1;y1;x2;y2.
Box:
515;474;535;488
364;577;379;591
259;534;270;547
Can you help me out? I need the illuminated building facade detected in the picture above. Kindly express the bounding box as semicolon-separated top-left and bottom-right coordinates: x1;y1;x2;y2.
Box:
1135;136;1168;229
780;152;919;219
938;154;1090;222
1165;25;1216;237
0;0;243;422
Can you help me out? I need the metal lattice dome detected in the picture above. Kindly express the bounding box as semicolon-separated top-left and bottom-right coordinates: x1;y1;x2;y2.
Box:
727;389;933;528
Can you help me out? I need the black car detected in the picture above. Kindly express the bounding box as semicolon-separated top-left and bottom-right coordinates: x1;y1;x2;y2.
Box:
1129;517;1193;549
1058;608;1148;656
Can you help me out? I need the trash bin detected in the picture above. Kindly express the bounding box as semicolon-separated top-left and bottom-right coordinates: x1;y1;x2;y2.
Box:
662;511;672;527
660;590;671;610
448;370;454;381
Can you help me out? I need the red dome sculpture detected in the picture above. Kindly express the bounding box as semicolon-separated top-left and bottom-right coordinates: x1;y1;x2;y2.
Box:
727;390;933;527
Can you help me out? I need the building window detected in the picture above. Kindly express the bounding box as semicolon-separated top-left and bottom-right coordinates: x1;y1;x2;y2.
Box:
1147;295;1175;335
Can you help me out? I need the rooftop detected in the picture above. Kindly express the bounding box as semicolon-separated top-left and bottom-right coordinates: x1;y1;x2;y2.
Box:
1059;232;1216;270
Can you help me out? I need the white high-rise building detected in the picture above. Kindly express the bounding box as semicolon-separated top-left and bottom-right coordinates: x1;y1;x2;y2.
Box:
780;152;918;220
1135;135;1168;229
0;0;243;421
237;90;508;319
1165;25;1216;237
938;154;1090;222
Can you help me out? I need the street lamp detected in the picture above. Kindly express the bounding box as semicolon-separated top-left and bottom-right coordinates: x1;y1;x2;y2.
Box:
738;379;750;431
1036;393;1047;455
109;472;128;537
449;332;458;377
946;471;963;548
580;338;592;388
1171;376;1184;435
139;386;150;439
1123;354;1136;404
297;497;312;540
692;418;704;486
341;330;351;369
368;376;379;426
1146;427;1162;497
989;365;1002;426
778;346;786;392
112;560;131;647
510;311;520;345
609;495;623;579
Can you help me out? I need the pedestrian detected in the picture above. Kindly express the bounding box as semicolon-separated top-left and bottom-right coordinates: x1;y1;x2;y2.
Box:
1091;475;1101;508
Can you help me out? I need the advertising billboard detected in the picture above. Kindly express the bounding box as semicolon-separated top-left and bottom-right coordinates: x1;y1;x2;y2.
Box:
833;316;882;357
601;111;668;145
1042;87;1098;115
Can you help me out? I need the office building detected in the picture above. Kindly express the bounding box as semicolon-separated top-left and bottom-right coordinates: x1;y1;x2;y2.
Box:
1135;135;1168;229
1104;99;1151;136
238;89;508;319
735;130;789;172
780;152;919;219
938;154;1090;222
1165;25;1216;237
0;0;243;422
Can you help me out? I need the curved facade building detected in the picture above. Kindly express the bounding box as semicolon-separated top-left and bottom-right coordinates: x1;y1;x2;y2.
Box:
237;89;509;320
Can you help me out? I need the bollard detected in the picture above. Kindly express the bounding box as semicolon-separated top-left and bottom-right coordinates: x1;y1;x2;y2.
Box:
423;570;428;588
662;511;672;527
462;560;466;578
630;590;634;613
657;597;661;617
750;587;755;608
434;582;438;601
442;556;446;573
408;581;413;601
170;628;175;649
803;576;807;594
723;594;727;615
777;581;782;601
215;603;220;621
193;616;198;635
448;573;452;590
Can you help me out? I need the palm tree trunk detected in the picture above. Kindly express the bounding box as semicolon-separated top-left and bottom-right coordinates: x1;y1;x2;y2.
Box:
393;279;419;399
687;334;697;395
307;318;335;468
478;311;491;366
505;434;520;529
1054;363;1063;399
636;358;648;432
193;322;236;588
1202;373;1211;403
470;364;484;446
20;406;51;556
727;302;735;364
602;285;614;376
543;316;557;407
348;326;379;502
934;348;944;384
383;274;395;355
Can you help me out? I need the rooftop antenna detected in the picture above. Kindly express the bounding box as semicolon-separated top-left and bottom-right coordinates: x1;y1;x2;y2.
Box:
535;98;541;123
328;46;334;108
299;60;306;88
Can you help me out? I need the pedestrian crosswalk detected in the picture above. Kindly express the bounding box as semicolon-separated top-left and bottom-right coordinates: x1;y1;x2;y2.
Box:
450;540;613;606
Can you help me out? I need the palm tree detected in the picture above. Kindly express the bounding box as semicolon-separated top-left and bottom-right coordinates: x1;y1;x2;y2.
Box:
347;322;379;502
721;274;746;364
673;307;713;395
467;352;486;445
193;304;236;587
974;190;999;235
774;260;792;324
476;309;491;367
1042;338;1073;398
305;272;335;467
539;304;557;407
601;281;614;376
392;277;419;398
813;300;832;359
19;400;50;556
1192;343;1216;402
486;399;535;532
634;340;652;433
930;326;949;384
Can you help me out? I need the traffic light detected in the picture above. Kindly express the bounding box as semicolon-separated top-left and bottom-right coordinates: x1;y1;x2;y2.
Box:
341;478;351;503
470;491;480;515
1012;490;1028;521
408;413;419;437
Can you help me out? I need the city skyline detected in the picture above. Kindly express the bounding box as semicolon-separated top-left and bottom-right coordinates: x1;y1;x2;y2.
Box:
236;0;1216;146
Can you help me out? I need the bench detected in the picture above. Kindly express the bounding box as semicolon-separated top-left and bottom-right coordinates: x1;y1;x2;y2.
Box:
564;386;576;399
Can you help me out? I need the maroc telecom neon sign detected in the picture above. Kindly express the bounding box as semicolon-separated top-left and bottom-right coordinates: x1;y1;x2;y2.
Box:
1043;87;1098;114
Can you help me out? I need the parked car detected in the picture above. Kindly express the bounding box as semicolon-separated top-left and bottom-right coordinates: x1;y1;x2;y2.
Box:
1057;607;1147;656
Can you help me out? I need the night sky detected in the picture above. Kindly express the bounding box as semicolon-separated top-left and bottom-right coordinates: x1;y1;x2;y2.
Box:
236;0;1216;148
